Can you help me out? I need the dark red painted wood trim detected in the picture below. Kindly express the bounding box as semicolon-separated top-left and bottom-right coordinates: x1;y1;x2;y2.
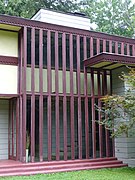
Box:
62;33;67;160
8;101;11;158
55;31;60;161
0;14;134;44
77;35;82;159
121;42;124;55
115;41;118;54
84;52;135;67
0;55;18;65
97;38;100;55
69;34;75;160
109;41;112;53
84;36;89;159
91;69;96;158
103;39;106;52
11;100;14;158
22;26;27;162
31;27;35;162
39;29;43;162
47;30;52;161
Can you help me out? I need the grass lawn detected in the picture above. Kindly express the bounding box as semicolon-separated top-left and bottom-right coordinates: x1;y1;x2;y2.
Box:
0;167;135;180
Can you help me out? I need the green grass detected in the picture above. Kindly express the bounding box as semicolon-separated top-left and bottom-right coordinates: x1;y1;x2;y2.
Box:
0;167;135;180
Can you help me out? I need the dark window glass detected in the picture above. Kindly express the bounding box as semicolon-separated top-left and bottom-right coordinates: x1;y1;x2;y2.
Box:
100;40;103;53
106;41;109;52
87;37;90;58
124;44;127;55
129;45;133;56
35;29;39;66
80;36;84;70
93;39;97;56
118;42;121;54
43;31;47;67
58;33;62;69
112;41;115;53
73;35;77;70
66;34;70;70
27;28;31;65
51;32;55;68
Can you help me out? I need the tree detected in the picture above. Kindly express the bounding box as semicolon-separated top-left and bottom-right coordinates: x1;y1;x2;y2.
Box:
80;0;135;38
97;68;135;137
0;0;78;18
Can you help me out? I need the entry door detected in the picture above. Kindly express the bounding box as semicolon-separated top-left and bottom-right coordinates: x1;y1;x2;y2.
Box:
0;99;9;160
9;98;18;160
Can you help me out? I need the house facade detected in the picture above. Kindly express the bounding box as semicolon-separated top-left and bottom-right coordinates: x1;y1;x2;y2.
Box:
0;9;135;166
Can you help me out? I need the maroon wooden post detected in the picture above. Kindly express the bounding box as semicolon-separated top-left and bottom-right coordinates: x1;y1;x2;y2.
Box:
103;70;110;157
11;100;14;158
84;36;89;159
91;68;96;158
133;44;135;56
22;26;27;163
31;27;35;162
47;30;52;161
39;29;43;162
77;35;82;159
70;34;75;160
55;31;60;161
97;70;103;158
62;32;67;160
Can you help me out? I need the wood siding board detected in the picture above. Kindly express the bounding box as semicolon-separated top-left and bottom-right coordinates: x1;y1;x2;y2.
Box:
62;33;67;160
22;26;27;162
77;35;82;159
47;30;52;161
91;69;96;158
55;31;60;161
39;29;43;162
69;34;75;160
97;70;103;158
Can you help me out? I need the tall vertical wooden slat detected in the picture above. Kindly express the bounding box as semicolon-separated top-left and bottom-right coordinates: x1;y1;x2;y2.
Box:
103;39;106;52
77;35;82;159
47;30;52;161
121;42;124;55
91;68;96;158
62;33;67;160
97;71;103;158
31;27;35;162
97;38;100;55
90;37;93;57
84;36;89;159
103;70;110;157
70;34;75;160
115;41;118;54
55;32;60;161
39;29;43;162
109;41;112;53
22;26;27;162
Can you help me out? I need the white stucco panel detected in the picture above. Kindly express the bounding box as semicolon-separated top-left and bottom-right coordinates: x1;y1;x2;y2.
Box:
0;65;17;94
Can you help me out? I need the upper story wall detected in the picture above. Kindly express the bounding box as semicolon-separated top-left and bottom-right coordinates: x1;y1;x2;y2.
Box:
0;30;18;57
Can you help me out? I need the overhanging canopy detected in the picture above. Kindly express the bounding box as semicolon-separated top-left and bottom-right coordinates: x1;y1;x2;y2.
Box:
84;53;135;70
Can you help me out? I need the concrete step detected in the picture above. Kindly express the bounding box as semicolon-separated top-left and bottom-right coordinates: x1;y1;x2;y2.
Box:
0;163;127;177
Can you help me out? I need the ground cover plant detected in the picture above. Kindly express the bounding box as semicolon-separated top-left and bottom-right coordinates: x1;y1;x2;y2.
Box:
0;167;135;180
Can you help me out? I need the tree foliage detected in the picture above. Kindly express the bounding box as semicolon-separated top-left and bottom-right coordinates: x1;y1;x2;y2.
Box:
97;68;135;137
0;0;78;18
80;0;135;38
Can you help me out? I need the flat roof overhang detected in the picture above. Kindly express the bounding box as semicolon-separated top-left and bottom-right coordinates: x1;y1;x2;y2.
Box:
84;53;135;70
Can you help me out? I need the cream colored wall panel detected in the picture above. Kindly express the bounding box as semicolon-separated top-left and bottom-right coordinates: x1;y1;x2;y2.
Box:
80;73;84;94
52;70;55;93
26;68;31;91
73;72;77;94
35;68;39;92
43;69;47;92
0;65;17;94
66;71;70;93
59;71;63;93
0;30;18;57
